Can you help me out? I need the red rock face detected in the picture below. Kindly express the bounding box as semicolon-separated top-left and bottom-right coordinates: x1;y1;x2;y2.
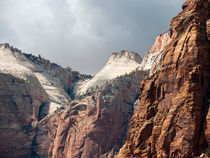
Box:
150;32;171;53
118;0;210;157
150;32;171;76
139;32;171;77
48;70;147;158
0;73;48;158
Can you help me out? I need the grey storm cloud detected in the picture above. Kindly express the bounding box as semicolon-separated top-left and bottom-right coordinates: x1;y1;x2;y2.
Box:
0;0;185;75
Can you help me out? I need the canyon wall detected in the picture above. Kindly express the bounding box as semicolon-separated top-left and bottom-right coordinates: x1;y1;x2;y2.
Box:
118;0;210;157
0;45;81;158
0;30;171;158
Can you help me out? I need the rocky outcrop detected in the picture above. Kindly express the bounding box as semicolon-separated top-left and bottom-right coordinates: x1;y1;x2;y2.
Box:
118;0;210;157
0;45;86;157
0;44;73;114
3;1;210;157
44;51;146;158
0;73;48;157
74;50;142;97
0;45;147;157
139;32;171;76
48;69;148;158
132;32;171;114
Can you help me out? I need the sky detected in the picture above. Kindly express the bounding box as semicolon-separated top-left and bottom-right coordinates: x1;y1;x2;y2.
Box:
0;0;185;75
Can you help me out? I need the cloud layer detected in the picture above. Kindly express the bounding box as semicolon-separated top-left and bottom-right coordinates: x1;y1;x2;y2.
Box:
0;0;185;74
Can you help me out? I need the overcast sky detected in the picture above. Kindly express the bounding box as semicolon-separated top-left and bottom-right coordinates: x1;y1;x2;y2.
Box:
0;0;185;75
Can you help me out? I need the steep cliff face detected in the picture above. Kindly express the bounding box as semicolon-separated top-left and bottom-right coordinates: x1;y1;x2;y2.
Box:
139;32;171;76
47;36;176;157
48;56;147;158
133;32;171;113
0;46;147;157
0;73;48;157
118;0;210;157
0;45;84;157
0;45;75;114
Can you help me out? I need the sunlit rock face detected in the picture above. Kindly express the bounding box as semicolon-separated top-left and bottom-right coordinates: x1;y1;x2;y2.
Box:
0;32;177;157
0;44;82;157
139;32;171;76
118;0;210;157
2;0;210;157
74;50;142;97
48;53;147;158
0;45;147;157
49;71;147;158
0;44;74;115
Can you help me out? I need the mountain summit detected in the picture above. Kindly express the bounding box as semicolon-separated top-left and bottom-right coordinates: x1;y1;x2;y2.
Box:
0;0;209;157
74;50;142;97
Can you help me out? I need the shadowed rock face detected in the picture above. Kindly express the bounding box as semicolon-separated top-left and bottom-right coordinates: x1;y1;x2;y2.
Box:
118;0;210;157
0;44;148;157
0;45;84;158
48;70;147;158
0;73;48;157
45;32;172;157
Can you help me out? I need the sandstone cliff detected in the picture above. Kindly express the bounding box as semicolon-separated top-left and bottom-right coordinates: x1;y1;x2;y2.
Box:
46;32;175;158
139;32;171;76
2;0;208;157
118;0;210;157
0;73;49;157
0;44;85;157
0;46;147;157
46;50;147;158
0;30;173;157
48;69;147;158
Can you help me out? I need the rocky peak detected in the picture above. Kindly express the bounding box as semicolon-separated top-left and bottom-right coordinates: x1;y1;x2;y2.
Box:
0;44;77;116
74;50;143;97
139;32;171;75
107;50;142;65
0;43;10;49
48;69;148;158
0;44;91;157
0;43;22;52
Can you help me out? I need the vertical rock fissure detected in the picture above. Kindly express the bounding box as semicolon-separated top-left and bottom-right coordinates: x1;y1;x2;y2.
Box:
118;0;210;157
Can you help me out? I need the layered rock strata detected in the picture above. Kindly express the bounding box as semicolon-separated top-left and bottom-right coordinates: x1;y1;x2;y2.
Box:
118;0;210;157
0;46;147;157
48;68;148;158
0;44;84;157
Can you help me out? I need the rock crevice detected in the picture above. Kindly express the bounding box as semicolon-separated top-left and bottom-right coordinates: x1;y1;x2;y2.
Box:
118;0;210;157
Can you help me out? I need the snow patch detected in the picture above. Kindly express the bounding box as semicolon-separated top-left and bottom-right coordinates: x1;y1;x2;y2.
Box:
74;51;142;97
0;47;71;115
139;51;160;70
139;32;171;73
